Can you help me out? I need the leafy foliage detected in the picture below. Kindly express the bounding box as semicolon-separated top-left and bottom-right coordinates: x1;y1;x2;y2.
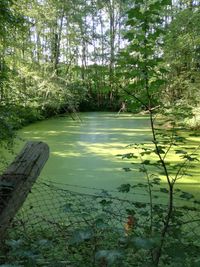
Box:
0;0;200;266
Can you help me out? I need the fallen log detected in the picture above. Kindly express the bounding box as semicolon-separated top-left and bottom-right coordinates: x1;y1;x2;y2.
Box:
0;141;49;242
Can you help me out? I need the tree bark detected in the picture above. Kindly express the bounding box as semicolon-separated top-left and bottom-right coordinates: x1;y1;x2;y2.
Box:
0;141;49;243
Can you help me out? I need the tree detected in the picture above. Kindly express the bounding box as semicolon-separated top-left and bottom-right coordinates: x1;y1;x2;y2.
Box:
163;5;200;107
118;0;190;265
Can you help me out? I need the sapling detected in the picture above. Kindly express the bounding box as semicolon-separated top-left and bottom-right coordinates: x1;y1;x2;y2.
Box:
118;0;200;265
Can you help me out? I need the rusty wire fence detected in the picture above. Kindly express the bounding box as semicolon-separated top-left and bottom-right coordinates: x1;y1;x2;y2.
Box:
1;180;200;267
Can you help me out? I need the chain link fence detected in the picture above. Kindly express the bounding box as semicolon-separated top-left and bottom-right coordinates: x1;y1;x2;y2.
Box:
0;180;200;267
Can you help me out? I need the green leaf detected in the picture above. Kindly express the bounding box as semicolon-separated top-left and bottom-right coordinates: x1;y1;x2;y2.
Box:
131;237;156;250
118;184;131;193
99;199;112;206
174;136;186;143
141;150;152;156
95;250;122;265
150;79;165;88
166;243;185;259
160;188;169;193
134;202;146;208
98;190;111;197
161;0;172;5
194;200;200;205
180;192;194;200
155;146;165;154
149;2;161;11
152;178;161;185
159;67;169;74
142;160;151;165
63;203;73;212
37;239;51;247
181;155;199;161
122;153;137;159
135;183;148;188
70;228;93;244
127;7;143;20
6;239;23;248
122;167;132;172
139;166;146;172
126;209;136;216
175;188;181;192
175;150;187;154
95;218;108;229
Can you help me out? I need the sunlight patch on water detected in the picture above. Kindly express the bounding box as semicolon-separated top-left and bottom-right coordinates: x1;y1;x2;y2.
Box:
10;112;199;199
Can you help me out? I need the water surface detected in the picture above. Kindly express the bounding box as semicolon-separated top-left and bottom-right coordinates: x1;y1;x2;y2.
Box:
15;112;199;199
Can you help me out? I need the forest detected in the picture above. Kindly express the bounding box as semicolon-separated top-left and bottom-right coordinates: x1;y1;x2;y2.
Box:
0;0;200;266
0;0;199;137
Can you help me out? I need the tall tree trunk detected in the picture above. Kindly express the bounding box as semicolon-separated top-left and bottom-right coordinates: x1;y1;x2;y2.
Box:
51;10;64;74
0;53;5;102
80;17;88;82
108;0;116;105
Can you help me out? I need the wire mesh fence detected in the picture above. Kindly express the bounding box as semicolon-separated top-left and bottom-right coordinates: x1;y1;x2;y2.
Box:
0;180;200;267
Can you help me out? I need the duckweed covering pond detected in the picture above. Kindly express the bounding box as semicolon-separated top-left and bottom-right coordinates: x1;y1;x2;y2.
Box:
13;112;200;199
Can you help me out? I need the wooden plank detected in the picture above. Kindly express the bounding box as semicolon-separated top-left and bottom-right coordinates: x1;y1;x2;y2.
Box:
0;141;49;241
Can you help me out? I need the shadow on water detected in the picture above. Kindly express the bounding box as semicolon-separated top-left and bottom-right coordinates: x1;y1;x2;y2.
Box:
12;112;200;200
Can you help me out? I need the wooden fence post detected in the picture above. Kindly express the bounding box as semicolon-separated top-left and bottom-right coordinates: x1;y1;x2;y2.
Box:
0;141;49;242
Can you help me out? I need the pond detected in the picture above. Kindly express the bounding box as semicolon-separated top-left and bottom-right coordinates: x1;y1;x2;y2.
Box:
14;112;200;200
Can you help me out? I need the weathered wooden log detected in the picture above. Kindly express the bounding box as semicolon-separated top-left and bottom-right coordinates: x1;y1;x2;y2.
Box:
0;141;49;242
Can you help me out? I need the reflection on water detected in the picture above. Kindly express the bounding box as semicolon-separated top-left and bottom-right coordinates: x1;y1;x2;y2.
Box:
13;112;200;199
